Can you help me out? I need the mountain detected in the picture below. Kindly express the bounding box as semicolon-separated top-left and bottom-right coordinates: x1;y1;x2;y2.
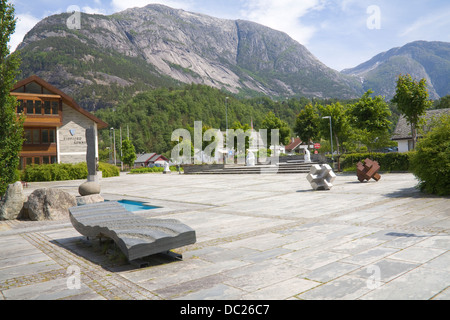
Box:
16;4;362;111
342;41;450;100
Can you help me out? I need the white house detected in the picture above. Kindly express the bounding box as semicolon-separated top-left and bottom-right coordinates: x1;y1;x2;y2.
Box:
392;108;449;153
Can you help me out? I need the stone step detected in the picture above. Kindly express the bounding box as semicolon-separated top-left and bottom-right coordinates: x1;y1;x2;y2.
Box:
186;162;320;175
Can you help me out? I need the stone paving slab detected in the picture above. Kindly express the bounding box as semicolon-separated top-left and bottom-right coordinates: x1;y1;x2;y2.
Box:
1;172;449;300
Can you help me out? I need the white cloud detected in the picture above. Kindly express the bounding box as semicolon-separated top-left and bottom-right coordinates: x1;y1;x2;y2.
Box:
9;12;40;52
82;6;108;15
399;10;450;38
239;0;325;44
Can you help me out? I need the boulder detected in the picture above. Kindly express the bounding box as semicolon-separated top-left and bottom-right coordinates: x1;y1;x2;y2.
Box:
27;188;77;221
76;194;104;206
78;181;101;196
0;182;27;220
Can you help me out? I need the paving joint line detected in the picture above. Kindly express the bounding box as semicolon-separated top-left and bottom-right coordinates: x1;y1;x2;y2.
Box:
21;232;160;300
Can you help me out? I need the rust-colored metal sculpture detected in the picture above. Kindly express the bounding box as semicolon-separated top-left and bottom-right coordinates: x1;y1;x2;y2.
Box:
357;158;381;182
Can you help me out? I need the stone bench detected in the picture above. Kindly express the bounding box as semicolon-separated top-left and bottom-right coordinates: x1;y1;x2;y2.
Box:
69;201;196;263
357;158;381;182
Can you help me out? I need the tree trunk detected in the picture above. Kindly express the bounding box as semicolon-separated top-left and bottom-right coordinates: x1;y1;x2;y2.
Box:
411;123;416;150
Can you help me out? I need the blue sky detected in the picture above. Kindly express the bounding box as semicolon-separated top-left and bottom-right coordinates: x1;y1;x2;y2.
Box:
10;0;450;71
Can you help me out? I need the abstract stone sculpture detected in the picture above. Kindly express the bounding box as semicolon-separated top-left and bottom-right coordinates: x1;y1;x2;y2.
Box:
304;148;311;163
163;161;171;174
69;201;196;262
246;151;256;166
79;126;101;196
306;164;336;190
357;158;381;182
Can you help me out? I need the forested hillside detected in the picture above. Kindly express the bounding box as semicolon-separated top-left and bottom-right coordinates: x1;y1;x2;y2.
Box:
95;84;350;155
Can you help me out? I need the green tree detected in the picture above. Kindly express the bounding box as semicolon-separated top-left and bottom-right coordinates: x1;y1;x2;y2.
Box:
229;121;251;155
294;104;320;149
348;90;393;151
260;111;291;146
409;114;450;196
121;139;137;169
391;74;433;150
0;0;23;196
433;95;450;110
317;102;350;155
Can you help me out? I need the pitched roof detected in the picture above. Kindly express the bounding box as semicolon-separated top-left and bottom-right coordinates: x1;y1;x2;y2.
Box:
392;108;450;140
135;153;156;163
11;75;108;129
285;137;303;151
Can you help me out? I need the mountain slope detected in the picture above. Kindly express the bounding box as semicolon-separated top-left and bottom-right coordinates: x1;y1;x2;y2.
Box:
342;41;450;100
16;4;362;111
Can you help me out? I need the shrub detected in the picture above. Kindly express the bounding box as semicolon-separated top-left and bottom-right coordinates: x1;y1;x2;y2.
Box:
339;152;412;172
129;166;180;174
409;114;450;196
22;162;119;182
98;162;120;178
23;163;86;182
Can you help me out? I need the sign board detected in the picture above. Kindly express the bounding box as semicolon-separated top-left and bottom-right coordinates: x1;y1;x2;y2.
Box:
314;143;321;149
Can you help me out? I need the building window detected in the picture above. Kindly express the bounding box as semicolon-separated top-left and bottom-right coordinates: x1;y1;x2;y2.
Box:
23;128;56;144
17;100;24;113
35;100;42;114
33;129;40;144
52;101;59;115
20;155;57;169
44;101;51;114
24;129;32;144
26;100;34;114
49;128;56;143
16;99;59;115
42;129;48;143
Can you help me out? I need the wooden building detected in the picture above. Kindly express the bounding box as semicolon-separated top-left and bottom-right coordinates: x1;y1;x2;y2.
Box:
11;75;108;169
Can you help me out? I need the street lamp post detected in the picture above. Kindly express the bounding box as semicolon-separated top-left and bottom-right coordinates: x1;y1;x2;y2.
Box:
225;97;229;163
322;116;333;163
111;127;116;166
225;97;229;132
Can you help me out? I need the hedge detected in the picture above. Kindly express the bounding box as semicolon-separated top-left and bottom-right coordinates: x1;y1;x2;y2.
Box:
129;166;181;174
339;152;413;172
98;162;120;178
22;162;119;182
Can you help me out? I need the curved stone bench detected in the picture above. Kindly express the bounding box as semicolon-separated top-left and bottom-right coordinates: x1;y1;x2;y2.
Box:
69;201;196;262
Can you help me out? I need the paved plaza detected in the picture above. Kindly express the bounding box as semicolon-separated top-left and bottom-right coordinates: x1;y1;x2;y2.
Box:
0;171;449;300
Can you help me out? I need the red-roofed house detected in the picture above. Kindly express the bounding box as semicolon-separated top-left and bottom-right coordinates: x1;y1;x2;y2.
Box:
134;153;169;167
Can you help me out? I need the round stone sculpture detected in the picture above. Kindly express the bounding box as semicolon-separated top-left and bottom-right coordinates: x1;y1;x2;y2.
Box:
78;181;101;196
